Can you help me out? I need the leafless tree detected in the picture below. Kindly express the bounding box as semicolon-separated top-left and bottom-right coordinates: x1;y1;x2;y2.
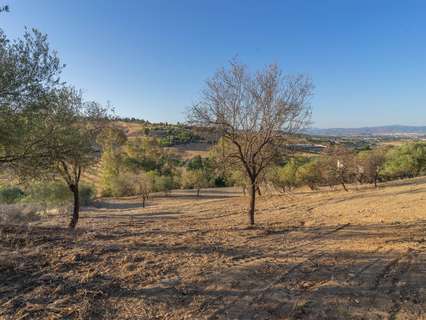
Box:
189;60;313;225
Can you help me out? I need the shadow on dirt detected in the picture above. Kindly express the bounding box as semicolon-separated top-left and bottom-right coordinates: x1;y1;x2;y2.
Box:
1;220;425;319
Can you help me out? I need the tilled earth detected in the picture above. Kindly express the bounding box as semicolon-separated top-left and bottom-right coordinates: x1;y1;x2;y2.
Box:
1;179;426;319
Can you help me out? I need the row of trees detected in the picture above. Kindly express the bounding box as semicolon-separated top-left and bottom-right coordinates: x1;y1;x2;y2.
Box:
265;143;426;193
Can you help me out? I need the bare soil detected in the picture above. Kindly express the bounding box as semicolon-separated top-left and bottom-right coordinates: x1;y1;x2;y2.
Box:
1;179;426;319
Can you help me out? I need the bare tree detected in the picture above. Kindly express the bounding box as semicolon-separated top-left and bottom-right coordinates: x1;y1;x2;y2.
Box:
189;60;313;225
357;148;387;187
324;145;356;192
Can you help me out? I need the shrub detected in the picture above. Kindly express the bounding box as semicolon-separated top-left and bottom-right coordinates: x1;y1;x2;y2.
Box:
108;174;135;197
381;143;426;179
154;175;174;195
23;181;96;207
0;187;25;204
24;181;71;207
79;185;96;206
268;160;300;192
296;160;322;190
181;169;210;196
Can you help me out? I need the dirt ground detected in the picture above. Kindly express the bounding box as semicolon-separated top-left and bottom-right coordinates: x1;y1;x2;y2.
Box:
1;178;426;320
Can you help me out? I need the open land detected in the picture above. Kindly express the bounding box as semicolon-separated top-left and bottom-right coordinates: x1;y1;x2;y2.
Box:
1;178;426;319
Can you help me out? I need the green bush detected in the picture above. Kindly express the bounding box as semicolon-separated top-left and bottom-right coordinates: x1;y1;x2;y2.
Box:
296;160;322;190
23;181;95;206
154;175;174;194
0;187;25;204
381;143;426;179
79;185;96;206
24;181;71;206
108;174;135;197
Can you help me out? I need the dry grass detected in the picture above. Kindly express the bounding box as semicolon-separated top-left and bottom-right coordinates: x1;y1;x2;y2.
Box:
1;179;426;319
0;204;45;225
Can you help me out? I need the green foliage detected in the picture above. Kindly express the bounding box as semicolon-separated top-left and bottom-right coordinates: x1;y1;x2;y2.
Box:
296;159;322;190
229;169;249;191
153;175;174;194
0;186;25;204
23;181;95;206
107;173;135;197
181;169;210;192
0;28;63;163
79;185;96;206
186;155;204;171
154;126;197;147
269;160;300;192
381;143;426;179
23;182;70;206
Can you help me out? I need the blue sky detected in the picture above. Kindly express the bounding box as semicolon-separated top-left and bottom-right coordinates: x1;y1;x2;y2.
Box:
1;0;426;128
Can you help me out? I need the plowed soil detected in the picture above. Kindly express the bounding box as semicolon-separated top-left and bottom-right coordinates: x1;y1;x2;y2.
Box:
1;178;426;319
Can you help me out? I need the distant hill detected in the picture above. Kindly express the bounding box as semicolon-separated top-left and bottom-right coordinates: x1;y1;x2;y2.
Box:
305;125;426;137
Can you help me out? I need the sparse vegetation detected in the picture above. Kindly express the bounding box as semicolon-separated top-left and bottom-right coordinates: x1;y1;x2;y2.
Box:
1;8;426;320
189;60;313;225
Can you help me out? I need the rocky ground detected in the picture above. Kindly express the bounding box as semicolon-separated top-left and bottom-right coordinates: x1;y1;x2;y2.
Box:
1;179;426;319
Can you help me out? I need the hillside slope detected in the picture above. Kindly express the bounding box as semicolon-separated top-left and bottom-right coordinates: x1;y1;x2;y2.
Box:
1;177;426;319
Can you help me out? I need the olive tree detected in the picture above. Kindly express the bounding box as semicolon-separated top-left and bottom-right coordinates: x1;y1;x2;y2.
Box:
189;61;313;225
13;87;109;228
0;28;63;163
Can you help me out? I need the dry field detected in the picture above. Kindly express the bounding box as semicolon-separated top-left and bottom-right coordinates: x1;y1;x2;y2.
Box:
1;179;426;319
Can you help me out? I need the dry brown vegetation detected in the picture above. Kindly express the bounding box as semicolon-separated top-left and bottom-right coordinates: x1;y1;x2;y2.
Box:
1;179;426;319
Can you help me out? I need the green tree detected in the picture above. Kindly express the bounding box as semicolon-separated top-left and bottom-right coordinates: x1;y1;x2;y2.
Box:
98;126;127;196
268;160;299;193
12;87;109;228
181;168;210;196
296;159;322;190
0;28;63;163
381;143;426;179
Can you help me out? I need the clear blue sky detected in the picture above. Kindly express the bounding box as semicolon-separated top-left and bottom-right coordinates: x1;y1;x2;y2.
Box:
2;0;426;128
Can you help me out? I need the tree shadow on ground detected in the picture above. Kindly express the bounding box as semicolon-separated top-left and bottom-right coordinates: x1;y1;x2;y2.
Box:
1;220;426;319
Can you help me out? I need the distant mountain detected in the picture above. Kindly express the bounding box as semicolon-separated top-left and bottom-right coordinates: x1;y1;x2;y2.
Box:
305;125;426;137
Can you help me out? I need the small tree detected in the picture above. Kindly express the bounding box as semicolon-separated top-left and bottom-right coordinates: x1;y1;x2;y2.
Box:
296;159;322;190
189;60;313;225
268;160;299;193
132;172;153;207
13;88;109;228
357;148;386;187
324;145;356;191
98;127;127;196
181;168;209;197
381;143;426;179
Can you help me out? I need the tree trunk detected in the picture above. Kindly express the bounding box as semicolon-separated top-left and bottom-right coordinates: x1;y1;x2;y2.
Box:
374;173;378;188
197;188;200;197
142;196;146;208
248;182;256;225
69;183;80;229
341;180;348;192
